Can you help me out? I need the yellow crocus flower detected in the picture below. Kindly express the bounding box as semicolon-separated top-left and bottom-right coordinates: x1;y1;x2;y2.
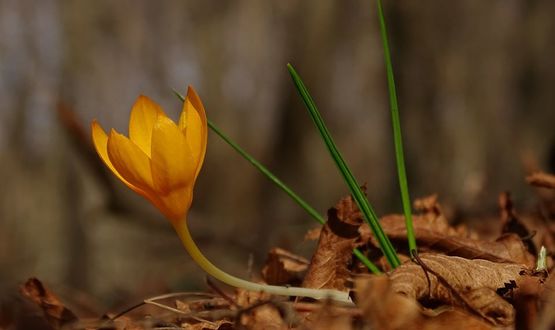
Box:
91;87;351;304
91;86;207;223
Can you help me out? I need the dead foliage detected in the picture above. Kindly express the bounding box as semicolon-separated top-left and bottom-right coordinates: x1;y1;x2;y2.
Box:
11;181;555;329
388;253;531;326
261;248;309;286
355;275;494;330
301;195;362;291
19;278;78;329
359;195;536;267
526;171;555;189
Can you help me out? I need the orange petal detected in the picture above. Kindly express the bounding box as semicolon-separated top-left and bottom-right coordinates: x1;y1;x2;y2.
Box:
129;95;166;157
178;86;207;180
157;185;193;222
91;120;144;194
107;129;154;193
150;116;196;195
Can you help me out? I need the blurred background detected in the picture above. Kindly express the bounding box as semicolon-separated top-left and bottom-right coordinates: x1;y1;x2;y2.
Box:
1;0;554;313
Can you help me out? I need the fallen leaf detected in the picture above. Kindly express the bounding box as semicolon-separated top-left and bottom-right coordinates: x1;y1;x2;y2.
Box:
304;227;322;241
235;289;287;330
388;253;532;326
526;171;555;189
361;214;535;267
261;247;309;286
537;273;555;330
513;275;544;330
302;195;362;291
355;275;421;329
19;278;78;329
301;302;354;330
355;275;494;330
181;319;233;330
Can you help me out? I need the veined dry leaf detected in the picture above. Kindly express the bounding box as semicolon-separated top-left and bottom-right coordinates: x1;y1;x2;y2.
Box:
361;214;535;267
355;275;494;330
302;195;362;291
261;247;309;286
389;253;533;326
19;278;78;329
526;171;555;189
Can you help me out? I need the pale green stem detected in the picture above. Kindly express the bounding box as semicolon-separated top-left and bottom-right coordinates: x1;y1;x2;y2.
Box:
171;217;352;304
536;246;547;271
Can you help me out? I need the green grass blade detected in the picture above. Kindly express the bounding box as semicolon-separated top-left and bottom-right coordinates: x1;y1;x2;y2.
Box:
286;64;400;268
173;89;381;274
376;0;417;256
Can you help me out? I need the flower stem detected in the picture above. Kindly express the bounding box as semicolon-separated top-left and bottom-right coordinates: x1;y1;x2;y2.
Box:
171;218;352;304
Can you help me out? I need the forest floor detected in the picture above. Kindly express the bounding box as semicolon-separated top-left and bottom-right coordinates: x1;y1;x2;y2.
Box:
5;172;555;330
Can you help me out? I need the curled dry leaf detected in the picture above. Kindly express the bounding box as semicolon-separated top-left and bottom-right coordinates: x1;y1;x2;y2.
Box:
19;278;78;329
389;253;532;326
261;247;309;286
361;212;535;267
362;213;535;266
355;275;494;330
302;195;363;291
526;171;555;189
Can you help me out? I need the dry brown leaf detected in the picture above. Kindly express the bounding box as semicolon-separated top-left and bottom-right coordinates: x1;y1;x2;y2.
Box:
412;195;460;236
261;247;309;286
537;273;555;330
389;253;532;326
181;319;233;330
302;195;362;291
362;214;535;267
527;171;555;189
355;275;494;330
304;227;322;241
301;302;354;330
235;289;287;330
513;275;544;330
355;275;422;329
109;316;145;330
19;278;78;329
175;296;230;314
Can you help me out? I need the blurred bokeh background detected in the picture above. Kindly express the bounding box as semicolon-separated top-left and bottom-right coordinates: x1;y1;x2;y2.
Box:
1;0;554;312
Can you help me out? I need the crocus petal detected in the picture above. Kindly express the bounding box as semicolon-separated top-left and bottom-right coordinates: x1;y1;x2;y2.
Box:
150;116;196;220
107;129;155;194
129;95;166;157
151;116;196;194
91;120;145;194
178;86;207;180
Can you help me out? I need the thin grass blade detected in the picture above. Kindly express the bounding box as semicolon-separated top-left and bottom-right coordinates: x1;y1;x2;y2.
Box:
286;64;400;268
376;0;417;256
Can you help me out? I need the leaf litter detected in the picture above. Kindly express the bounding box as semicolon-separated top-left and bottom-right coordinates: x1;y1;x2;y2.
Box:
13;173;555;329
